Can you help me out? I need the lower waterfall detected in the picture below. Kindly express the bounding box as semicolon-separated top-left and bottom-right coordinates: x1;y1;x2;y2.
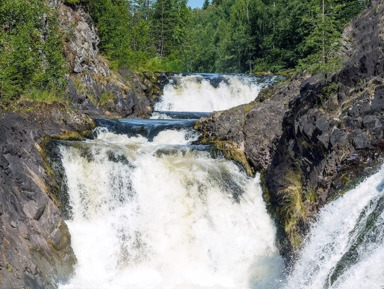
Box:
58;127;283;289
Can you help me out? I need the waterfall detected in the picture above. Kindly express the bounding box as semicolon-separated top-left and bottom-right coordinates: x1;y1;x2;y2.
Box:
283;167;384;289
58;128;283;289
154;74;276;112
56;73;384;289
56;74;283;289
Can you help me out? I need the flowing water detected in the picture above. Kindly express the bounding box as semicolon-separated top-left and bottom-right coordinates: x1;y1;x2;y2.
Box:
154;74;276;112
282;167;384;289
57;74;384;289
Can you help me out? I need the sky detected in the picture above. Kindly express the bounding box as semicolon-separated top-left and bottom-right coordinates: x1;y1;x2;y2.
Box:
188;0;205;9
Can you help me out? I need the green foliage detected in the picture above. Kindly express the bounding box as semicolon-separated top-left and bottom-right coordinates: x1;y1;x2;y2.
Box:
86;0;190;72
0;0;66;103
0;0;371;102
24;88;66;103
84;0;368;74
182;0;369;73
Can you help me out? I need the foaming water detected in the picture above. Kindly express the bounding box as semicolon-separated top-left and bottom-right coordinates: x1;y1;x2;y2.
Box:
283;167;384;289
154;74;275;112
58;128;283;289
55;71;384;289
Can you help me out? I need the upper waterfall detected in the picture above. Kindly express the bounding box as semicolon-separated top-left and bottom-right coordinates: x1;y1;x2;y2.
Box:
154;74;276;112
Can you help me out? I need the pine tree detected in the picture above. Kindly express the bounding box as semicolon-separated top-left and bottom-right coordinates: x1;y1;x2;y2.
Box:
203;0;210;9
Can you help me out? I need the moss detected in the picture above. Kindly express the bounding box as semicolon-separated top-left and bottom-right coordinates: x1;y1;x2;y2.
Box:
305;188;317;203
244;102;256;116
214;141;254;177
279;169;307;250
51;131;85;141
258;86;275;101
99;91;115;106
39;137;62;208
259;171;271;203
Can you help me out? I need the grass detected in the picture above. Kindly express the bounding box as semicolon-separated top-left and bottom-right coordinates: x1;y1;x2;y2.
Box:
99;91;115;106
22;88;67;103
244;101;256;115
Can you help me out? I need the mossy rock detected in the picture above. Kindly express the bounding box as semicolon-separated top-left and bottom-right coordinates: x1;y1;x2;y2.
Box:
214;141;254;177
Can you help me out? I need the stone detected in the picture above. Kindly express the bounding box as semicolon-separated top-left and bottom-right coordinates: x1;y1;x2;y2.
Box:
0;109;90;288
363;115;380;129
353;132;369;149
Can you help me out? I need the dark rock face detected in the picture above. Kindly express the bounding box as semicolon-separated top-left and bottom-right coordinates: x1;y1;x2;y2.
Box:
0;104;94;289
195;75;307;173
196;0;384;254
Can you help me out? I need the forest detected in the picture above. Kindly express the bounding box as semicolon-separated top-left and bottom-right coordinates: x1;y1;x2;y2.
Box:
0;0;370;100
85;0;369;73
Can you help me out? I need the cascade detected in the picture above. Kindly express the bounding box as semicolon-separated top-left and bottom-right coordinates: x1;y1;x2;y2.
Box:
283;167;384;289
56;74;384;289
154;74;276;112
58;75;283;289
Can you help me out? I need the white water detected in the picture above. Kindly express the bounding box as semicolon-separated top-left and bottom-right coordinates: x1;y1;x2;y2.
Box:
283;167;384;289
59;128;283;289
58;73;384;289
154;74;271;112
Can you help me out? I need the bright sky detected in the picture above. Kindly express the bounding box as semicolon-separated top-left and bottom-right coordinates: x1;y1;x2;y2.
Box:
188;0;205;9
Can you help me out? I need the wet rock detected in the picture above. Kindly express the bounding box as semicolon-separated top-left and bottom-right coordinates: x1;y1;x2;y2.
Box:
196;75;306;172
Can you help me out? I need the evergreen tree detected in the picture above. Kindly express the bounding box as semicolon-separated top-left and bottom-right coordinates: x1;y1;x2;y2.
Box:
0;0;66;101
203;0;210;9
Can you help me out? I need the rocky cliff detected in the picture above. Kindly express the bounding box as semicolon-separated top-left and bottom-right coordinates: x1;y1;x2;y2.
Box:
57;2;163;118
0;103;93;288
196;0;384;254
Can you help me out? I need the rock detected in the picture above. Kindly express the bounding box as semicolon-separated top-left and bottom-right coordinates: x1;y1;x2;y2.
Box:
371;86;384;112
195;75;306;172
362;115;380;129
56;3;162;118
0;107;93;289
352;132;369;149
59;5;108;77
